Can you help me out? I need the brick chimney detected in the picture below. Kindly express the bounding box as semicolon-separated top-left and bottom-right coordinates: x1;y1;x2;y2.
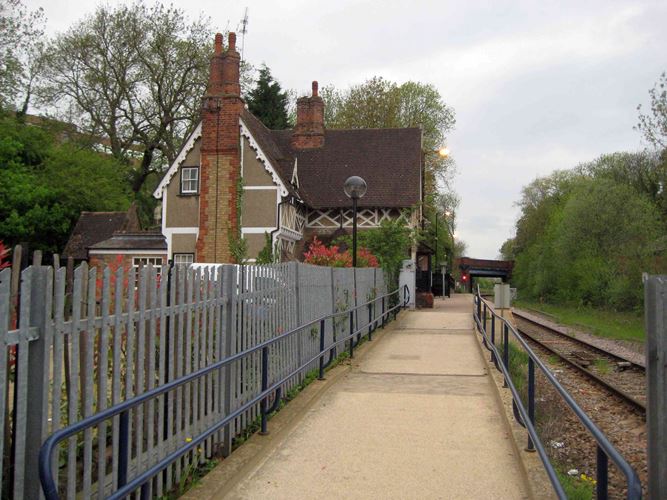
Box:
196;32;244;263
291;81;325;149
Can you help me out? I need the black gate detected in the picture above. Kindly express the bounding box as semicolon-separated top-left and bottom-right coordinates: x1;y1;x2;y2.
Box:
432;272;443;296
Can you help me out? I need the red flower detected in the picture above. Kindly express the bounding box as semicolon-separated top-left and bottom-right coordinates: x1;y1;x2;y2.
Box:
303;237;379;268
0;241;10;270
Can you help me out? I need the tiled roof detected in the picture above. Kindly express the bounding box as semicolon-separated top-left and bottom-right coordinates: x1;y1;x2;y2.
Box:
89;231;167;251
272;127;422;208
63;211;137;259
242;109;422;208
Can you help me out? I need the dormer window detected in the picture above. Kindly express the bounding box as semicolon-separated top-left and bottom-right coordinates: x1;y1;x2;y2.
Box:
181;167;199;194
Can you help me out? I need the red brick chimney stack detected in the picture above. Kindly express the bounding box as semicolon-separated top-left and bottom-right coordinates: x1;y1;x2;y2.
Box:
291;80;325;150
196;32;244;263
205;33;224;97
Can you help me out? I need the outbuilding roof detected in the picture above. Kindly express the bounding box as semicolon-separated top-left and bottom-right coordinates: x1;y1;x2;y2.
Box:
63;209;140;259
89;231;167;252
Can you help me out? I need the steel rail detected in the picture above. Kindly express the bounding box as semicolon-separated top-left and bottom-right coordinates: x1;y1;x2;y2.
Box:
516;326;647;414
39;285;410;499
513;309;645;369
474;292;642;499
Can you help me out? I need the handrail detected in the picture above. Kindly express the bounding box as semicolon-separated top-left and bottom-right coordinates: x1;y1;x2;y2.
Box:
473;289;642;499
39;285;410;499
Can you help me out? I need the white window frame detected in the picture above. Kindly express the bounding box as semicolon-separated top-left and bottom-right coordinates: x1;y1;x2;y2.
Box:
173;253;194;265
181;167;199;194
132;256;164;272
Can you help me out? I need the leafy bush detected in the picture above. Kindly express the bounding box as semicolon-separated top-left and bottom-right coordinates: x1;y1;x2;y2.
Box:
0;115;131;254
334;218;412;286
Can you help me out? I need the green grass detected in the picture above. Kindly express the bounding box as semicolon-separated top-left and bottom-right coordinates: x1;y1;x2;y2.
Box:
515;300;645;343
592;358;610;375
508;341;529;400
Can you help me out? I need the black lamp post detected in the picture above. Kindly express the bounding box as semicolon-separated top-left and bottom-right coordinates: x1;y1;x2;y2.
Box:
344;176;367;267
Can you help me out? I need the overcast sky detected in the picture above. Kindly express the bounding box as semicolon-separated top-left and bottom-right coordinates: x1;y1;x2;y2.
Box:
30;0;667;259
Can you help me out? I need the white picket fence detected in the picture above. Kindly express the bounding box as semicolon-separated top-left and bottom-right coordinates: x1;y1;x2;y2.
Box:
0;261;389;499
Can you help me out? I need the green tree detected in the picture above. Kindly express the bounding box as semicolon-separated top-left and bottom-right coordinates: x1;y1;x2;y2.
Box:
246;65;290;129
0;115;130;253
0;0;45;111
322;77;456;191
578;151;667;219
38;1;213;194
506;158;667;311
554;178;663;308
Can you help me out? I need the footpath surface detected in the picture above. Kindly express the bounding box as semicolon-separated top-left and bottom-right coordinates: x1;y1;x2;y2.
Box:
194;295;530;499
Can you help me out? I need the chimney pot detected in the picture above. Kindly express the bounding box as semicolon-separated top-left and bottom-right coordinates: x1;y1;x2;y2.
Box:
312;81;318;97
214;33;223;54
228;32;236;51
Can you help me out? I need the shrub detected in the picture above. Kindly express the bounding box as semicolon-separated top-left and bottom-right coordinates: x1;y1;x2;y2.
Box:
303;237;378;268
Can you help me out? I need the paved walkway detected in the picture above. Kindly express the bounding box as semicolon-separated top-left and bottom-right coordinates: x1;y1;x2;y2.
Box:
203;295;529;499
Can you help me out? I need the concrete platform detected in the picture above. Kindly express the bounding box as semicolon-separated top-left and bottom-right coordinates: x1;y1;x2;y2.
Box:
195;295;530;499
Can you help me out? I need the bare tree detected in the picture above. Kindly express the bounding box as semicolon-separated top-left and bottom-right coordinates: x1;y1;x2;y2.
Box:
0;0;45;110
38;2;213;193
637;71;667;151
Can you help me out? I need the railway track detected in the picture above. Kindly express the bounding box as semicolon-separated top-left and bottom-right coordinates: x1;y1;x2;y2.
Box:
512;309;646;414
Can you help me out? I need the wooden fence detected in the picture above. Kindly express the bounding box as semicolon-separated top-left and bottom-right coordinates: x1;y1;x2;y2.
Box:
0;260;388;499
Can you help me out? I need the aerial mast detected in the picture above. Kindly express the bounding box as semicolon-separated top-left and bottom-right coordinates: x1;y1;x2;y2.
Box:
238;7;249;62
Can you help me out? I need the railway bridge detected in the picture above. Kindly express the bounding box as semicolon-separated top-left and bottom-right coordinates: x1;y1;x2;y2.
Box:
457;257;514;292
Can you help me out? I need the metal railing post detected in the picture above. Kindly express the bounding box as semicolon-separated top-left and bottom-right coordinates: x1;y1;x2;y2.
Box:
118;410;130;488
368;302;373;341
381;296;386;328
260;346;269;435
481;302;488;348
527;357;535;451
483;302;487;332
349;310;354;358
596;445;608;499
490;310;496;362
503;323;509;388
318;319;326;380
140;482;151;500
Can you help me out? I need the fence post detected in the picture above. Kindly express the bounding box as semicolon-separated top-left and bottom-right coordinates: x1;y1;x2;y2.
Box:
221;265;236;458
294;263;302;369
24;265;50;499
645;275;667;499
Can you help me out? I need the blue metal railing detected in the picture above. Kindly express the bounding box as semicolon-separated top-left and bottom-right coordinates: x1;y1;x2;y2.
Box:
39;285;410;499
473;288;641;499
